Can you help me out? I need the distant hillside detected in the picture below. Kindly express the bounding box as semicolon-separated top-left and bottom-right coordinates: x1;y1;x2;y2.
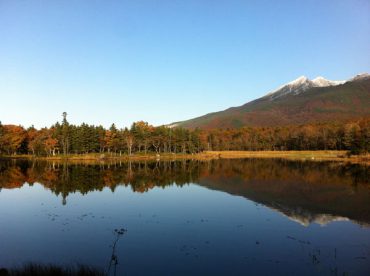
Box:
172;73;370;129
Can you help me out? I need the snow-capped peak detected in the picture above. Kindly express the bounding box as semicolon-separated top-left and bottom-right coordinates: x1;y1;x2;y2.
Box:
266;75;345;100
266;76;312;99
288;75;309;85
350;73;370;81
264;72;370;101
312;76;345;87
266;76;309;98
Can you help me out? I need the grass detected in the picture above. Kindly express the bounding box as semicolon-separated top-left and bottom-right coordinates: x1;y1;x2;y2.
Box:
2;150;369;165
202;150;370;164
5;152;197;162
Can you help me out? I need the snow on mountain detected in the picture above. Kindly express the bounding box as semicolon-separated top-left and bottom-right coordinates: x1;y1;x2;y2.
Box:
312;76;345;87
350;73;370;81
266;75;345;100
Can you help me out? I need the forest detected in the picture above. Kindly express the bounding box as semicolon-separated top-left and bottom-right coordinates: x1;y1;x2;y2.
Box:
0;113;369;156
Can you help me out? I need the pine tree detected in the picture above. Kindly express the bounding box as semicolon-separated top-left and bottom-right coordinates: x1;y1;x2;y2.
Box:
61;112;70;155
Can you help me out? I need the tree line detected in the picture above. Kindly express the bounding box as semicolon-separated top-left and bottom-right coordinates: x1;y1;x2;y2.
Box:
0;113;369;156
205;118;369;154
0;113;201;156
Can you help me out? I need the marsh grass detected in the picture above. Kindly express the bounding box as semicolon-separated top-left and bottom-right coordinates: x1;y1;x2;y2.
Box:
0;227;128;276
2;150;369;166
0;263;104;276
202;150;370;164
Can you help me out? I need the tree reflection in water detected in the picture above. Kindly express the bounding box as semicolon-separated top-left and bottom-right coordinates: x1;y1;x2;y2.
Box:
0;158;369;226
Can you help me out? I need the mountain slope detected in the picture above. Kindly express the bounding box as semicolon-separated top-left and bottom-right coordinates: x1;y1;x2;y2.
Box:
173;74;370;129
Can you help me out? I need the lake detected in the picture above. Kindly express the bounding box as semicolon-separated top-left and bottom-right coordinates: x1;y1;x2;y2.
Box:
0;158;369;275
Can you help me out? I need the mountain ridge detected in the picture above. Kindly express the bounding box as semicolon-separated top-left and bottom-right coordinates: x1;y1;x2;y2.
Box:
265;75;345;100
171;73;370;129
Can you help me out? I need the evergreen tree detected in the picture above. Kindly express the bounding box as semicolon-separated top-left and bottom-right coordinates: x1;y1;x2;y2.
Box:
61;112;70;155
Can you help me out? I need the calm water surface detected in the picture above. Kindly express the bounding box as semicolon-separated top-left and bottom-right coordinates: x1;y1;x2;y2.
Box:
0;159;369;275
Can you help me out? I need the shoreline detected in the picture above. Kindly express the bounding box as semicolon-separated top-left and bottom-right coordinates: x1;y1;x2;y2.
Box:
1;150;369;165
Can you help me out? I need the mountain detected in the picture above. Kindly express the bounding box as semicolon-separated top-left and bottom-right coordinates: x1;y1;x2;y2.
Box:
172;73;370;129
265;75;345;100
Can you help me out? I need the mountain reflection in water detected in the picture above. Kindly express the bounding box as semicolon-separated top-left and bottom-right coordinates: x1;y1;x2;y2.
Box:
1;158;369;227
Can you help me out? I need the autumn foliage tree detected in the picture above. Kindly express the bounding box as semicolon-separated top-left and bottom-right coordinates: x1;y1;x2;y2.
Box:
0;125;27;155
0;116;369;156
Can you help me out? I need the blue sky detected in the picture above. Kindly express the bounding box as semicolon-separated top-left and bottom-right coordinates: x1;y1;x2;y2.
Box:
1;0;369;128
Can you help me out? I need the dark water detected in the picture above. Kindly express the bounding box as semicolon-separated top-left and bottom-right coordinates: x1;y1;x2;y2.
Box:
0;158;369;275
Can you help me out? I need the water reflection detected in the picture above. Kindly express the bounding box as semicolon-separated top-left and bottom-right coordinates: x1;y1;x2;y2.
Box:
0;158;369;226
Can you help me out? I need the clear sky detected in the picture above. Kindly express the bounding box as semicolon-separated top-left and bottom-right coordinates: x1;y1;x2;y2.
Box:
1;0;369;129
